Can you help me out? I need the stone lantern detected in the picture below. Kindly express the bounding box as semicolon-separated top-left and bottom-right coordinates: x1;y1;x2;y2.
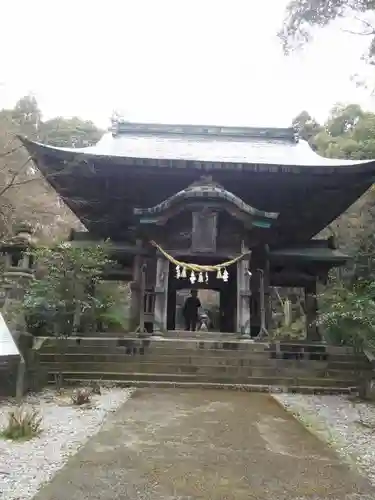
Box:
0;222;36;339
0;223;40;397
3;222;35;273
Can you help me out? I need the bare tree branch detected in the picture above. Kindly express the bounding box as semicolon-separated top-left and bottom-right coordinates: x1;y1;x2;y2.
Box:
0;144;23;159
0;156;32;198
342;28;375;35
7;176;43;189
354;15;375;32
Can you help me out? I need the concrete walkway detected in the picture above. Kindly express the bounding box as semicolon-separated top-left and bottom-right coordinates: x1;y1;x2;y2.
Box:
34;389;373;500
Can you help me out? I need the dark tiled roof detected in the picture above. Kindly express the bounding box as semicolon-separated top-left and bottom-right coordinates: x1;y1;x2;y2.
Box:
22;123;375;167
17;123;375;245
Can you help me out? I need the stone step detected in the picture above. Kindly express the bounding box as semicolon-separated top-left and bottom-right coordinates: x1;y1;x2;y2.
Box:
134;331;242;340
45;370;357;388
39;346;293;358
47;377;357;394
328;361;371;370
81;340;272;352
80;331;243;340
42;337;266;348
39;337;358;354
38;336;369;395
73;334;360;354
40;361;360;380
273;344;358;355
38;348;370;367
39;352;275;363
39;341;363;357
38;353;371;371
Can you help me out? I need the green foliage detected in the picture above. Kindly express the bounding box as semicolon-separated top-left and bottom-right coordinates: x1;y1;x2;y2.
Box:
319;278;375;349
273;317;306;340
0;406;43;441
296;103;375;160
0;94;102;146
8;94;41;138
39;117;102;148
23;243;112;337
293;110;322;142
95;307;129;331
295;104;375;261
293;103;375;350
92;282;130;332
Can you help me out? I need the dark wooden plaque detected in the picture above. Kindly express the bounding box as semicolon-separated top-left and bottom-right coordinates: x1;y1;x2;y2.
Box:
192;209;217;253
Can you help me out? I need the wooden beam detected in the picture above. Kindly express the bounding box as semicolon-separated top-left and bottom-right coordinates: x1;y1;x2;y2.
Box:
102;269;132;280
70;239;153;257
305;282;320;341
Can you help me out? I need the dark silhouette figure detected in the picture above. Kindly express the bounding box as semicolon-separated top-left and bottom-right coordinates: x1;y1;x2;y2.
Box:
183;290;201;331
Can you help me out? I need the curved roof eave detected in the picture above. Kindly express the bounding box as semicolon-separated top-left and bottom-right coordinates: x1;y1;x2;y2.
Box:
134;183;279;220
18;134;375;171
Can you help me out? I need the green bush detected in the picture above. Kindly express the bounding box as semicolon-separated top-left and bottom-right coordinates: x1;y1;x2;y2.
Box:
23;243;116;336
272;317;306;340
319;279;375;351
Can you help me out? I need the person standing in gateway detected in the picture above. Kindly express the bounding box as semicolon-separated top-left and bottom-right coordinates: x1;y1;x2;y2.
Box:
182;290;201;331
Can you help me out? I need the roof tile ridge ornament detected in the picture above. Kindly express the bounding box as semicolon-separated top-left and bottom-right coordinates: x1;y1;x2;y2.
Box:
293;125;300;143
110;113;129;137
110;119;298;142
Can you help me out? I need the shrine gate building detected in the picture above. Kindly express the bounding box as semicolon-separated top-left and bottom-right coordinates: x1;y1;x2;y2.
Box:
20;122;375;340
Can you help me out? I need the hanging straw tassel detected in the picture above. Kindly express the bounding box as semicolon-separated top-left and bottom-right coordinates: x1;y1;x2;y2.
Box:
216;268;222;279
181;267;187;278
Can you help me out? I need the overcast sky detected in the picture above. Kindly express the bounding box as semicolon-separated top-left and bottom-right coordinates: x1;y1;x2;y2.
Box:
0;0;373;128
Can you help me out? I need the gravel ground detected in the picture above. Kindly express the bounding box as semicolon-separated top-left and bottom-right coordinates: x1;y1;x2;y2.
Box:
273;394;375;487
0;387;134;500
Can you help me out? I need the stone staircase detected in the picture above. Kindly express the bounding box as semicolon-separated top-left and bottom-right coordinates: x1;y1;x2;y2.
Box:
37;334;373;394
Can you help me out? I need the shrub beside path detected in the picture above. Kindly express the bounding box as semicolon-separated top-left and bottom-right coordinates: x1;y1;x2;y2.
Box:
34;388;374;500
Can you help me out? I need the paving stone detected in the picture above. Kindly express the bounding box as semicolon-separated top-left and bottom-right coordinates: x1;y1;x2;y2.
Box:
33;389;374;500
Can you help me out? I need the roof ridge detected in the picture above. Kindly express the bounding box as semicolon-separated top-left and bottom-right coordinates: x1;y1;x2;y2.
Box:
111;121;298;142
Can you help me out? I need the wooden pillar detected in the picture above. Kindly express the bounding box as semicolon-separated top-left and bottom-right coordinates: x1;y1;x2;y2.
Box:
129;240;143;332
129;256;141;332
236;256;251;336
264;246;272;333
250;244;270;339
153;257;169;334
305;281;320;341
250;252;260;337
